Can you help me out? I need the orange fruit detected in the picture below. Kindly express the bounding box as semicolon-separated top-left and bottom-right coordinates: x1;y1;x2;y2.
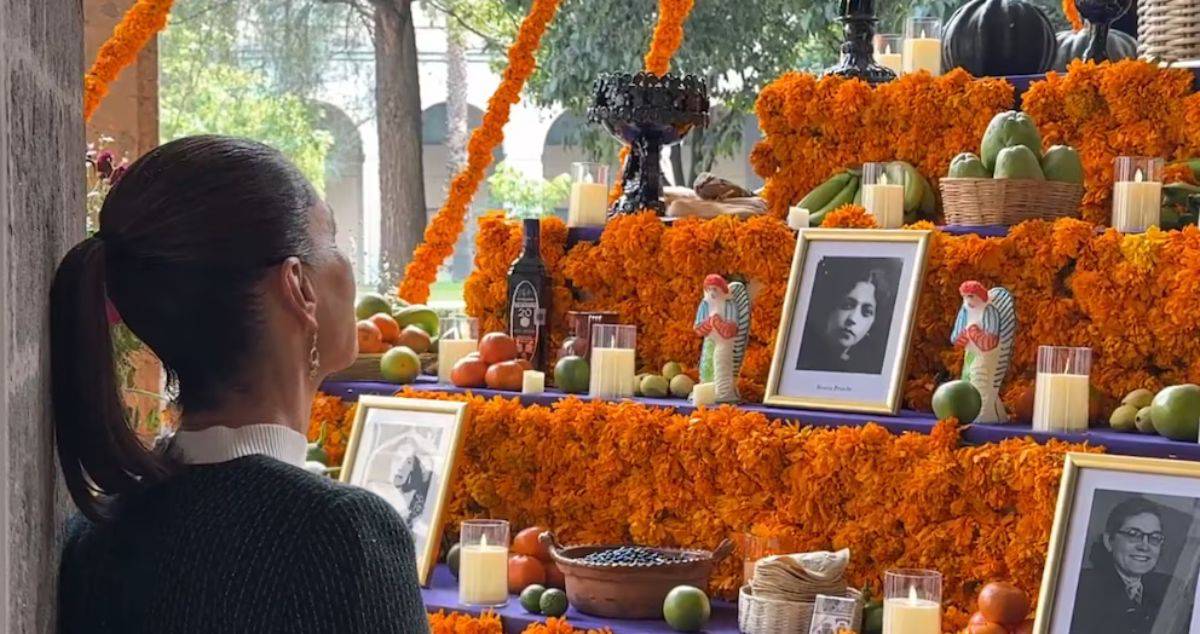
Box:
508;555;546;594
968;612;989;626
1010;620;1034;634
396;325;432;353
485;360;525;391
357;321;384;353
450;356;488;388
978;582;1029;626
543;560;566;590
967;623;1007;634
369;313;401;344
512;526;551;562
479;332;519;365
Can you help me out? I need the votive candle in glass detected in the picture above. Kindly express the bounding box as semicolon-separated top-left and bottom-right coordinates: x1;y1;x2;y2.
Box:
903;17;942;76
884;569;942;634
1033;346;1092;433
568;162;611;227
589;324;636;399
438;316;479;384
874;34;904;75
1112;156;1164;233
459;520;509;607
863;163;905;229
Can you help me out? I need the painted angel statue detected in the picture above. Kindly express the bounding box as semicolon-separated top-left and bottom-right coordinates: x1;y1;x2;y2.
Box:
951;281;1017;423
693;274;751;403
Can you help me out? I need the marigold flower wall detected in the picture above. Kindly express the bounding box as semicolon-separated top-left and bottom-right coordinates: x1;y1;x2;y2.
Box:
311;391;1099;631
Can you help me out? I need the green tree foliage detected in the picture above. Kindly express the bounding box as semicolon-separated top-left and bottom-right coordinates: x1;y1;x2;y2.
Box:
159;4;334;190
487;161;571;218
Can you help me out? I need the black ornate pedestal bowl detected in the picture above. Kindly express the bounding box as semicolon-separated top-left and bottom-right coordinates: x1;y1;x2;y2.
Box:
1074;0;1134;62
587;72;709;216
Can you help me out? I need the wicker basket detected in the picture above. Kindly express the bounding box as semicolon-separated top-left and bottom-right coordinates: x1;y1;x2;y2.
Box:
738;585;863;634
939;178;1083;226
327;353;385;381
1139;0;1200;63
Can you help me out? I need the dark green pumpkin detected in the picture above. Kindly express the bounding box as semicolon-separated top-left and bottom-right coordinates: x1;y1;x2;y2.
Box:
942;0;1057;76
1053;24;1138;71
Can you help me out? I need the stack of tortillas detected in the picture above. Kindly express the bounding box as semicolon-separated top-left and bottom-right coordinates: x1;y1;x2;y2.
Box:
738;548;863;633
751;549;851;602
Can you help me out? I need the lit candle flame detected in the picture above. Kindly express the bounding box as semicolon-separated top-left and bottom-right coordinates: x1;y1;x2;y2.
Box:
879;172;890;186
481;533;489;547
909;585;919;602
885;44;893;55
1135;168;1145;183
921;28;927;39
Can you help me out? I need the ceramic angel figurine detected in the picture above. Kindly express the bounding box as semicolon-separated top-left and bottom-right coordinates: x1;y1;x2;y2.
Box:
693;274;751;403
951;281;1017;423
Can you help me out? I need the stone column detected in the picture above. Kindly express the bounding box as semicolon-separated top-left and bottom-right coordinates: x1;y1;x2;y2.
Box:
1;0;85;631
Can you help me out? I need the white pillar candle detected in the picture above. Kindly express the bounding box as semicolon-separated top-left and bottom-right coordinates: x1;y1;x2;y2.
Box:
458;535;509;606
691;382;717;407
903;37;941;75
522;370;545;394
589;347;636;399
438;338;479;384
1032;372;1091;432
883;587;941;634
568;182;610;227
787;206;810;230
877;45;903;75
862;174;905;229
1112;169;1163;233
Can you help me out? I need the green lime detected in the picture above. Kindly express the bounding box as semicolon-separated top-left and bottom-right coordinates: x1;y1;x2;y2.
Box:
520;584;546;613
539;588;568;617
663;585;710;632
380;346;421;384
863;599;884;634
446;543;461;579
669;374;696;399
662;361;683;381
554;356;590;394
931;380;982;423
641;374;670;398
355;293;392;320
1151;384;1200;440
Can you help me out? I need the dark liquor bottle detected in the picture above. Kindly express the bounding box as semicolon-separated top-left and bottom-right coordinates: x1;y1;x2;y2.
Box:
507;218;549;370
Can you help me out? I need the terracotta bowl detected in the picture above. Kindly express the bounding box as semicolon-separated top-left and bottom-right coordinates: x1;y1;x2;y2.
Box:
539;531;733;619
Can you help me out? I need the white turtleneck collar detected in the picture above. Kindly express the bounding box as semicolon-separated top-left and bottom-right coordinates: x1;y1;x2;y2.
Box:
170;424;308;468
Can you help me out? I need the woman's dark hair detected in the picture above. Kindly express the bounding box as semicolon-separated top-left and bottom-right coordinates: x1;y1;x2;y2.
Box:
810;257;900;338
51;135;319;521
1089;496;1165;568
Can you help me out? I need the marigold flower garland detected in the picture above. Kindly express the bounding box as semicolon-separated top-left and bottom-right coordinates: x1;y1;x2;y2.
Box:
427;611;609;634
751;70;1014;218
84;0;175;121
643;0;696;76
397;0;562;303
299;389;1101;632
1063;0;1082;30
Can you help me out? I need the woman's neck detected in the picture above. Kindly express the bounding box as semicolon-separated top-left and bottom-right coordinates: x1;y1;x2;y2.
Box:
178;370;316;436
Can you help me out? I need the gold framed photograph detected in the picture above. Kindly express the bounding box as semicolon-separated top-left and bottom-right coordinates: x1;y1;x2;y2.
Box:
1035;453;1200;633
763;228;931;414
340;395;470;586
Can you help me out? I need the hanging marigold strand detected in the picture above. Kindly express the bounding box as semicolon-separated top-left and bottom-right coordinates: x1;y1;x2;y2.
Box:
84;0;175;121
1063;0;1082;30
397;0;563;303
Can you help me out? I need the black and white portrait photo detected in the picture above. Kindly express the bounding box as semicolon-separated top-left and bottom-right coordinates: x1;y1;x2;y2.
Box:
1068;492;1199;634
795;256;902;375
340;396;469;585
1038;454;1200;634
765;229;931;414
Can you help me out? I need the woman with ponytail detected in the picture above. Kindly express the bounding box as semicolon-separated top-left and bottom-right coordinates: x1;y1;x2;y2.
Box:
53;136;429;633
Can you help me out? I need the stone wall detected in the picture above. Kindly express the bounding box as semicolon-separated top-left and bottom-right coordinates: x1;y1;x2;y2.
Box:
1;0;84;631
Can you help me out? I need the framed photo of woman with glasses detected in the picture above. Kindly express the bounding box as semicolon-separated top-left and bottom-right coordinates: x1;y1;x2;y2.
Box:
1035;453;1200;634
340;396;470;586
764;229;931;414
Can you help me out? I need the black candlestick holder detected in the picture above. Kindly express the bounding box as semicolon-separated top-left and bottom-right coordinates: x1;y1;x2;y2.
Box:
1074;0;1134;62
823;6;897;85
587;72;709;216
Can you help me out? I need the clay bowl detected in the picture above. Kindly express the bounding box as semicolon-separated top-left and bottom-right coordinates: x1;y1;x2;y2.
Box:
539;531;733;619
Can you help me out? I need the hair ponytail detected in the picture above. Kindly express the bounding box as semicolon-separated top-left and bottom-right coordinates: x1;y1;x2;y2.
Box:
51;236;167;521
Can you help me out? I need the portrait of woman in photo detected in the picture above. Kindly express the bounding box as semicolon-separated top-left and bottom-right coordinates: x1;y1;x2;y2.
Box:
796;257;901;375
1070;496;1194;634
393;454;433;530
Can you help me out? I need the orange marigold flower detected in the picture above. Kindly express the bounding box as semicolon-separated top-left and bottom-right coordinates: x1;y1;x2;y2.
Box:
84;0;175;120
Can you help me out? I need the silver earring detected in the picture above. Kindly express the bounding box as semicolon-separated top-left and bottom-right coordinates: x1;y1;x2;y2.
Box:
308;332;320;379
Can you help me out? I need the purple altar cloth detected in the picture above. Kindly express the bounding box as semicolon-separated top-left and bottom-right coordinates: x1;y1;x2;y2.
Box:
321;377;1200;462
422;565;739;633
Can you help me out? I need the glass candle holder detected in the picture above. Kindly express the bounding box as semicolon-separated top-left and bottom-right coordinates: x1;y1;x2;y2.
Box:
459;520;510;607
874;34;904;75
1033;346;1093;433
438;316;479;385
862;163;905;228
884;569;942;634
568;162;611;228
589;324;636;399
736;533;795;585
903;17;942;75
1112;156;1164;233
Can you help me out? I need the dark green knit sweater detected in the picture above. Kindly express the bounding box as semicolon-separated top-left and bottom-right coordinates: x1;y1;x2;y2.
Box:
59;455;430;633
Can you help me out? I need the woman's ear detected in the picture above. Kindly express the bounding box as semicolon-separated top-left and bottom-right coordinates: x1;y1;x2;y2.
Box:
1103;533;1113;553
278;256;319;330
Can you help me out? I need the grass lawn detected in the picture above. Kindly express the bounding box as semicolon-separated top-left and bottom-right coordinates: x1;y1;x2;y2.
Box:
429;281;466;308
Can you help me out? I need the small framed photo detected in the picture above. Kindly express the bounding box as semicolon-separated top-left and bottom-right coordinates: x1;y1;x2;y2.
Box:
1035;453;1200;634
340;395;470;586
764;228;931;414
